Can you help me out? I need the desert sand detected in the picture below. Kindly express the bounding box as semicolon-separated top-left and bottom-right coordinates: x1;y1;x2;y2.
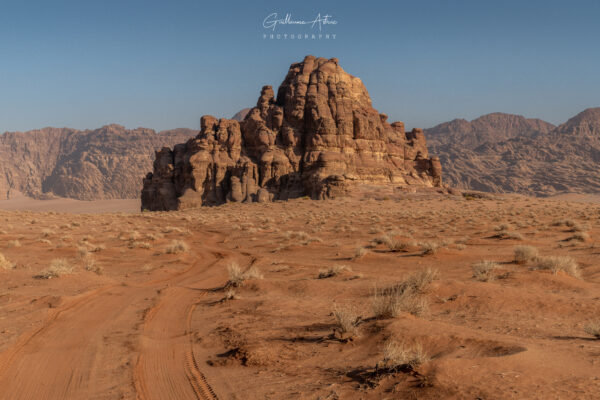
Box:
0;192;599;399
0;196;140;214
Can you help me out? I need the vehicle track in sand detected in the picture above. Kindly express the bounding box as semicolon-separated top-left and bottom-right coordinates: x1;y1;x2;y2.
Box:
0;235;226;400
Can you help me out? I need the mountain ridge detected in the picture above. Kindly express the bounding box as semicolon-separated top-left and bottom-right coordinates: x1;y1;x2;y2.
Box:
427;107;600;196
0;125;198;200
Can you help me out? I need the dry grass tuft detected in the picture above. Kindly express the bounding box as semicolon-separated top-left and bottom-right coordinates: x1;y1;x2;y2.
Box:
223;288;238;301
6;240;21;248
332;305;361;341
377;340;428;372
354;246;368;259
472;261;499;282
0;252;15;270
420;241;439;255
497;231;524;240
37;258;73;279
226;261;263;287
584;320;600;339
514;245;539;264
567;232;589;242
318;265;350;279
41;229;54;238
400;267;440;293
165;240;189;254
534;256;580;278
376;235;408;252
371;268;438;318
82;254;103;275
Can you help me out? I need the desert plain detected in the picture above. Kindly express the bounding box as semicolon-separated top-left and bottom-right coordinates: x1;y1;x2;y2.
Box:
0;189;599;399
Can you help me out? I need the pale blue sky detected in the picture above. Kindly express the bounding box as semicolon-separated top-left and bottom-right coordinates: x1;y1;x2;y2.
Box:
1;0;599;132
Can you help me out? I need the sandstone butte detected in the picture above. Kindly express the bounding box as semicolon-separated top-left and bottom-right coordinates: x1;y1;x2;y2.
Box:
141;55;443;211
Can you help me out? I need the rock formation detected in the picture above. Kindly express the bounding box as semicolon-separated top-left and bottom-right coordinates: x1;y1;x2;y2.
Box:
0;126;197;200
141;55;443;211
425;109;600;196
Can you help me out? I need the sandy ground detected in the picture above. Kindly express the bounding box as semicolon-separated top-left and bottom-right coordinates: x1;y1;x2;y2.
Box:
546;193;600;203
0;196;140;213
0;192;599;399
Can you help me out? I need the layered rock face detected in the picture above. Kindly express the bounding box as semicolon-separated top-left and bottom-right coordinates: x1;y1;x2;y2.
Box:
0;126;197;200
425;108;600;196
426;112;556;149
142;55;442;211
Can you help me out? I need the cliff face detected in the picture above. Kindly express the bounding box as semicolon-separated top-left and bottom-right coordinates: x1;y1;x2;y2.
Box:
141;55;442;211
0;126;197;200
425;109;600;196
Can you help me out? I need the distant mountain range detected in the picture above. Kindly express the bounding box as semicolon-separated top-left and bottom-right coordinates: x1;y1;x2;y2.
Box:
0;125;197;200
1;107;599;201
426;108;600;196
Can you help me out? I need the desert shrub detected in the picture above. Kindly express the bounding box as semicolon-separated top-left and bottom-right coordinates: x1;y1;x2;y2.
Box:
569;223;585;232
495;223;512;231
6;240;21;248
400;267;440;293
420;241;439;255
497;231;523;240
129;241;151;249
551;219;568;226
0;252;15;270
244;265;263;280
472;261;498;282
223;288;238;301
165;240;189;254
41;229;54;238
318;265;349;279
354;246;368;259
162;226;182;234
567;232;589;242
534;256;580;278
372;289;428;318
377;340;428;372
514;245;539;264
226;261;263;287
375;235;408;252
82;254;103;275
371;269;438;318
332;305;361;340
37;258;73;279
584;320;600;339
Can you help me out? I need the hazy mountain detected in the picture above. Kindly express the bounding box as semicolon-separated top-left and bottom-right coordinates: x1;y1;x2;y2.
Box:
426;108;600;196
0;125;198;200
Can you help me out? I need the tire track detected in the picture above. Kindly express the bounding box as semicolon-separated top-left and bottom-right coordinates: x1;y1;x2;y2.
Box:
184;301;218;400
0;234;227;399
0;284;150;399
134;253;223;400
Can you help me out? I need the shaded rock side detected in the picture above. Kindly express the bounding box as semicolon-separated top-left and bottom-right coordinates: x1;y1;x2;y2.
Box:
141;56;442;210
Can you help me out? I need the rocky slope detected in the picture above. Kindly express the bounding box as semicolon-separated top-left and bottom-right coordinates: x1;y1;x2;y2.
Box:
426;112;555;149
0;126;197;200
426;109;600;196
142;55;443;211
231;108;251;122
